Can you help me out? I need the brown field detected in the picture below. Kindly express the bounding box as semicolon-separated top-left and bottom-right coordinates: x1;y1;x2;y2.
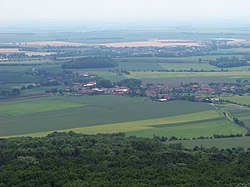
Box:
0;48;21;53
17;41;86;47
0;48;56;56
6;39;202;48
101;39;202;47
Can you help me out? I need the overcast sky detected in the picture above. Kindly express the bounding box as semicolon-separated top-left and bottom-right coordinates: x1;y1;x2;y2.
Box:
0;0;250;22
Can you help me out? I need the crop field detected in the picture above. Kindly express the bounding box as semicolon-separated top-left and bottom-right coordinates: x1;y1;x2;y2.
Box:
96;39;201;47
0;59;55;65
126;71;250;84
221;95;250;105
215;48;250;54
218;96;250;131
166;136;250;149
114;57;250;71
0;95;245;138
118;62;164;71
0;48;56;56
0;100;84;116
223;107;250;130
128;71;250;79
0;65;40;83
27;110;237;138
0;64;64;83
115;55;244;64
127;118;245;138
159;63;219;71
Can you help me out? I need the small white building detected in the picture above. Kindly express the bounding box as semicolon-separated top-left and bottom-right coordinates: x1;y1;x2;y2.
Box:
158;98;168;102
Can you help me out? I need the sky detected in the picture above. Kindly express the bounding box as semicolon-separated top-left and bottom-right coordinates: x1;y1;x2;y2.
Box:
0;0;250;22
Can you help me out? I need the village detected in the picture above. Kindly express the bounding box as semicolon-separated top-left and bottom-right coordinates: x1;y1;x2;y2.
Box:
62;72;250;103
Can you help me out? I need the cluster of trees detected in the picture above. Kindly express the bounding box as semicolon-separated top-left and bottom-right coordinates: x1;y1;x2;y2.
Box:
45;88;64;94
209;57;249;68
21;84;36;90
0;88;21;97
96;79;113;88
0;132;250;186
0;53;27;61
117;78;142;89
62;57;118;69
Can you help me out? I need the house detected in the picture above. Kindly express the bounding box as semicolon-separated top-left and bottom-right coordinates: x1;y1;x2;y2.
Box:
210;98;220;102
84;82;97;87
114;87;129;95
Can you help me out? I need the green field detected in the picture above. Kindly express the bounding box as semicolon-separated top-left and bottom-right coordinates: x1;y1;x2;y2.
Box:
159;63;219;71
0;95;245;138
23;110;244;138
128;71;250;79
221;95;250;105
127;118;244;138
0;59;55;65
166;136;250;149
114;56;250;71
0;100;84;116
218;96;250;131
118;62;164;71
126;71;250;84
116;55;244;63
216;48;250;54
224;107;250;130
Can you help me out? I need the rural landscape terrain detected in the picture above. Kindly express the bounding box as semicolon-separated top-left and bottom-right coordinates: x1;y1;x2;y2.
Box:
1;0;250;185
1;29;250;150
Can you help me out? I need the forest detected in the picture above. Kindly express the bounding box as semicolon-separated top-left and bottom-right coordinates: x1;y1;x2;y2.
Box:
0;132;249;187
61;57;118;69
209;57;249;68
